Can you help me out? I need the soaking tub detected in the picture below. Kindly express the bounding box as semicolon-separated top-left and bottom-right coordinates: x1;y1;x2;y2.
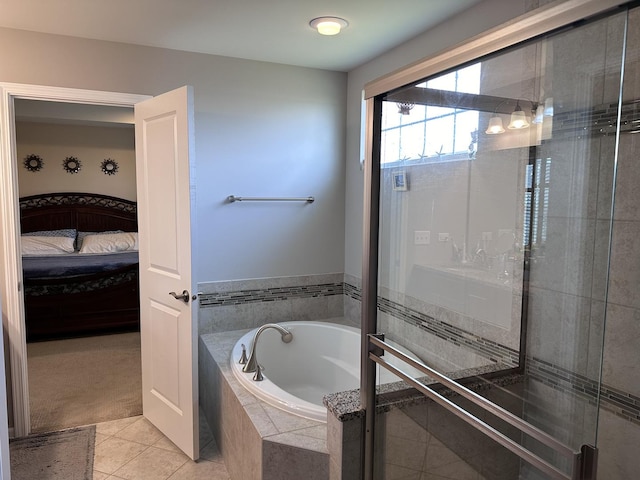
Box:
230;321;423;422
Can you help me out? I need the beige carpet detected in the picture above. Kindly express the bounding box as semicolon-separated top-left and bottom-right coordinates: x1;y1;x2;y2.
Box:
28;332;142;433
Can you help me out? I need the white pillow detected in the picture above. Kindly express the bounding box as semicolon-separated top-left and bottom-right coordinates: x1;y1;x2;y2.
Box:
79;232;138;254
21;236;75;255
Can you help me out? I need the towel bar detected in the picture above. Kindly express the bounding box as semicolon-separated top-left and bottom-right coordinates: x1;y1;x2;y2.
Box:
227;195;314;203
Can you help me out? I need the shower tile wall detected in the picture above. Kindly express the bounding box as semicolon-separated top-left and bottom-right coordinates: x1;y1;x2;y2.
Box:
374;385;525;480
596;6;640;477
513;9;640;478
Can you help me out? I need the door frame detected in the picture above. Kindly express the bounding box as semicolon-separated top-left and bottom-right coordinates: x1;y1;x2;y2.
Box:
0;83;150;436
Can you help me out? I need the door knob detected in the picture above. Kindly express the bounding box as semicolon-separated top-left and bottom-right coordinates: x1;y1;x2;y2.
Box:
169;290;190;303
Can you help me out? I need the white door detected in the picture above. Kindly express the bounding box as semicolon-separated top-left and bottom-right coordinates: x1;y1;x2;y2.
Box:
135;86;199;460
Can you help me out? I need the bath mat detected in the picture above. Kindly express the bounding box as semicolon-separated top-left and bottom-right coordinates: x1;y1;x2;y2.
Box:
10;425;95;480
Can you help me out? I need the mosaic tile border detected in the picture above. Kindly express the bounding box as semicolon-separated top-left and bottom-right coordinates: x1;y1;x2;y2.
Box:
553;99;640;139
343;282;361;301
199;282;344;307
527;358;640;427
347;283;520;368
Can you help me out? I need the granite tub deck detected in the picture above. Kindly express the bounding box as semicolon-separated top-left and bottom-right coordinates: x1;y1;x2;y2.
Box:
199;330;331;480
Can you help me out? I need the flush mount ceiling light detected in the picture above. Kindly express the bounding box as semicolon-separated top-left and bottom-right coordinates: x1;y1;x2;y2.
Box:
309;17;348;36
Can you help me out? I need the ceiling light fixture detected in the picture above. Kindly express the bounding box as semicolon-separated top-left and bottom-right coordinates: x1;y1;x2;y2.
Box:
309;17;348;36
485;116;506;134
507;101;530;130
486;98;536;134
532;104;544;124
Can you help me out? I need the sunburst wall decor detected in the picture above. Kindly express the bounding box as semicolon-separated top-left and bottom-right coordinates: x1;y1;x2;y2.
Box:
101;158;119;175
23;154;44;172
63;156;82;174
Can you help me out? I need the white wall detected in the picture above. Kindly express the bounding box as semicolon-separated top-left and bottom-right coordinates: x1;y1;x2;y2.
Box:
343;0;527;280
0;27;347;282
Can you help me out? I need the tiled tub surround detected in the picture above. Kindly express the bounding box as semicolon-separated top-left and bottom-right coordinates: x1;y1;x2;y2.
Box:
199;323;523;480
199;329;332;480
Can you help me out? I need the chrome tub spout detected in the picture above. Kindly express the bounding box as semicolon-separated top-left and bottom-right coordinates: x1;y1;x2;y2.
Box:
242;323;293;375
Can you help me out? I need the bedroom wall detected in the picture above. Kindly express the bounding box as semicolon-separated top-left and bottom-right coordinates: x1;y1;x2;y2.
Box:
15;121;137;201
0;27;347;282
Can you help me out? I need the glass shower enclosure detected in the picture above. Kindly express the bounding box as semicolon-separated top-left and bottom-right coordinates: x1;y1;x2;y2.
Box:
361;2;636;479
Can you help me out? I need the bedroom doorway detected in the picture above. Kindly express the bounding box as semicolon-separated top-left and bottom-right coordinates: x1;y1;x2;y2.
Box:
13;101;143;433
0;84;151;437
1;83;200;460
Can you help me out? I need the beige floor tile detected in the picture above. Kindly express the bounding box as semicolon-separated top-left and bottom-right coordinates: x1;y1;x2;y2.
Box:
153;435;183;453
92;414;231;479
96;416;142;437
94;436;149;474
167;459;231;480
112;445;190;480
199;438;225;463
115;417;164;445
95;431;111;446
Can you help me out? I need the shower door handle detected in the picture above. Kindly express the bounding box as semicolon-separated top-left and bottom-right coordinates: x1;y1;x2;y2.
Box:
169;290;190;303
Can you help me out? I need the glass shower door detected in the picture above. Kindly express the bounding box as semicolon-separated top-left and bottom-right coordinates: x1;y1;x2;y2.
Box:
363;5;629;479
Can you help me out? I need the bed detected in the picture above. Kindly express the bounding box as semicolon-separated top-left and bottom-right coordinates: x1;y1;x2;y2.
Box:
20;192;140;342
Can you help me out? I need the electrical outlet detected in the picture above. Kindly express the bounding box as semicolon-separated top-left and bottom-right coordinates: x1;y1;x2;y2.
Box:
482;231;493;241
414;231;430;245
438;233;450;242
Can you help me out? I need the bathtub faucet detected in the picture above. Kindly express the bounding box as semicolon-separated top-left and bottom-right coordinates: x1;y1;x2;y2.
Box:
242;323;293;376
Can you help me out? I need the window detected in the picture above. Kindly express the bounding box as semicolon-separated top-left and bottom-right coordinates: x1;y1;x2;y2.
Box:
523;158;551;248
380;63;481;166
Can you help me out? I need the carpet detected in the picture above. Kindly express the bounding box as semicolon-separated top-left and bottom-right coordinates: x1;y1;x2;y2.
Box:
10;426;95;480
28;332;142;433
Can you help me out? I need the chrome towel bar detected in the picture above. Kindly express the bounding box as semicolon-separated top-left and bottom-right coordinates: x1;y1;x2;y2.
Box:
227;195;314;203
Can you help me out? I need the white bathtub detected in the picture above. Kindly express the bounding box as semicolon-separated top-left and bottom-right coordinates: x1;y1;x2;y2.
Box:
230;321;423;422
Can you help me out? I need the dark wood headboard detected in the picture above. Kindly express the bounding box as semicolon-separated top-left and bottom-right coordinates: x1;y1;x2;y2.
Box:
19;192;137;233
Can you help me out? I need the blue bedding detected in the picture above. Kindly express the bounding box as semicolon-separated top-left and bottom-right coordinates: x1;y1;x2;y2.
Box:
22;251;139;280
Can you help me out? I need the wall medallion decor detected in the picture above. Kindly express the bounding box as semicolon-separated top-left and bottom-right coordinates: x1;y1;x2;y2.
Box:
23;154;44;172
101;158;119;175
62;156;82;174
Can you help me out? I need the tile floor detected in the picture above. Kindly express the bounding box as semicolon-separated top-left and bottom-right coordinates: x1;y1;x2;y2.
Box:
92;414;230;480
